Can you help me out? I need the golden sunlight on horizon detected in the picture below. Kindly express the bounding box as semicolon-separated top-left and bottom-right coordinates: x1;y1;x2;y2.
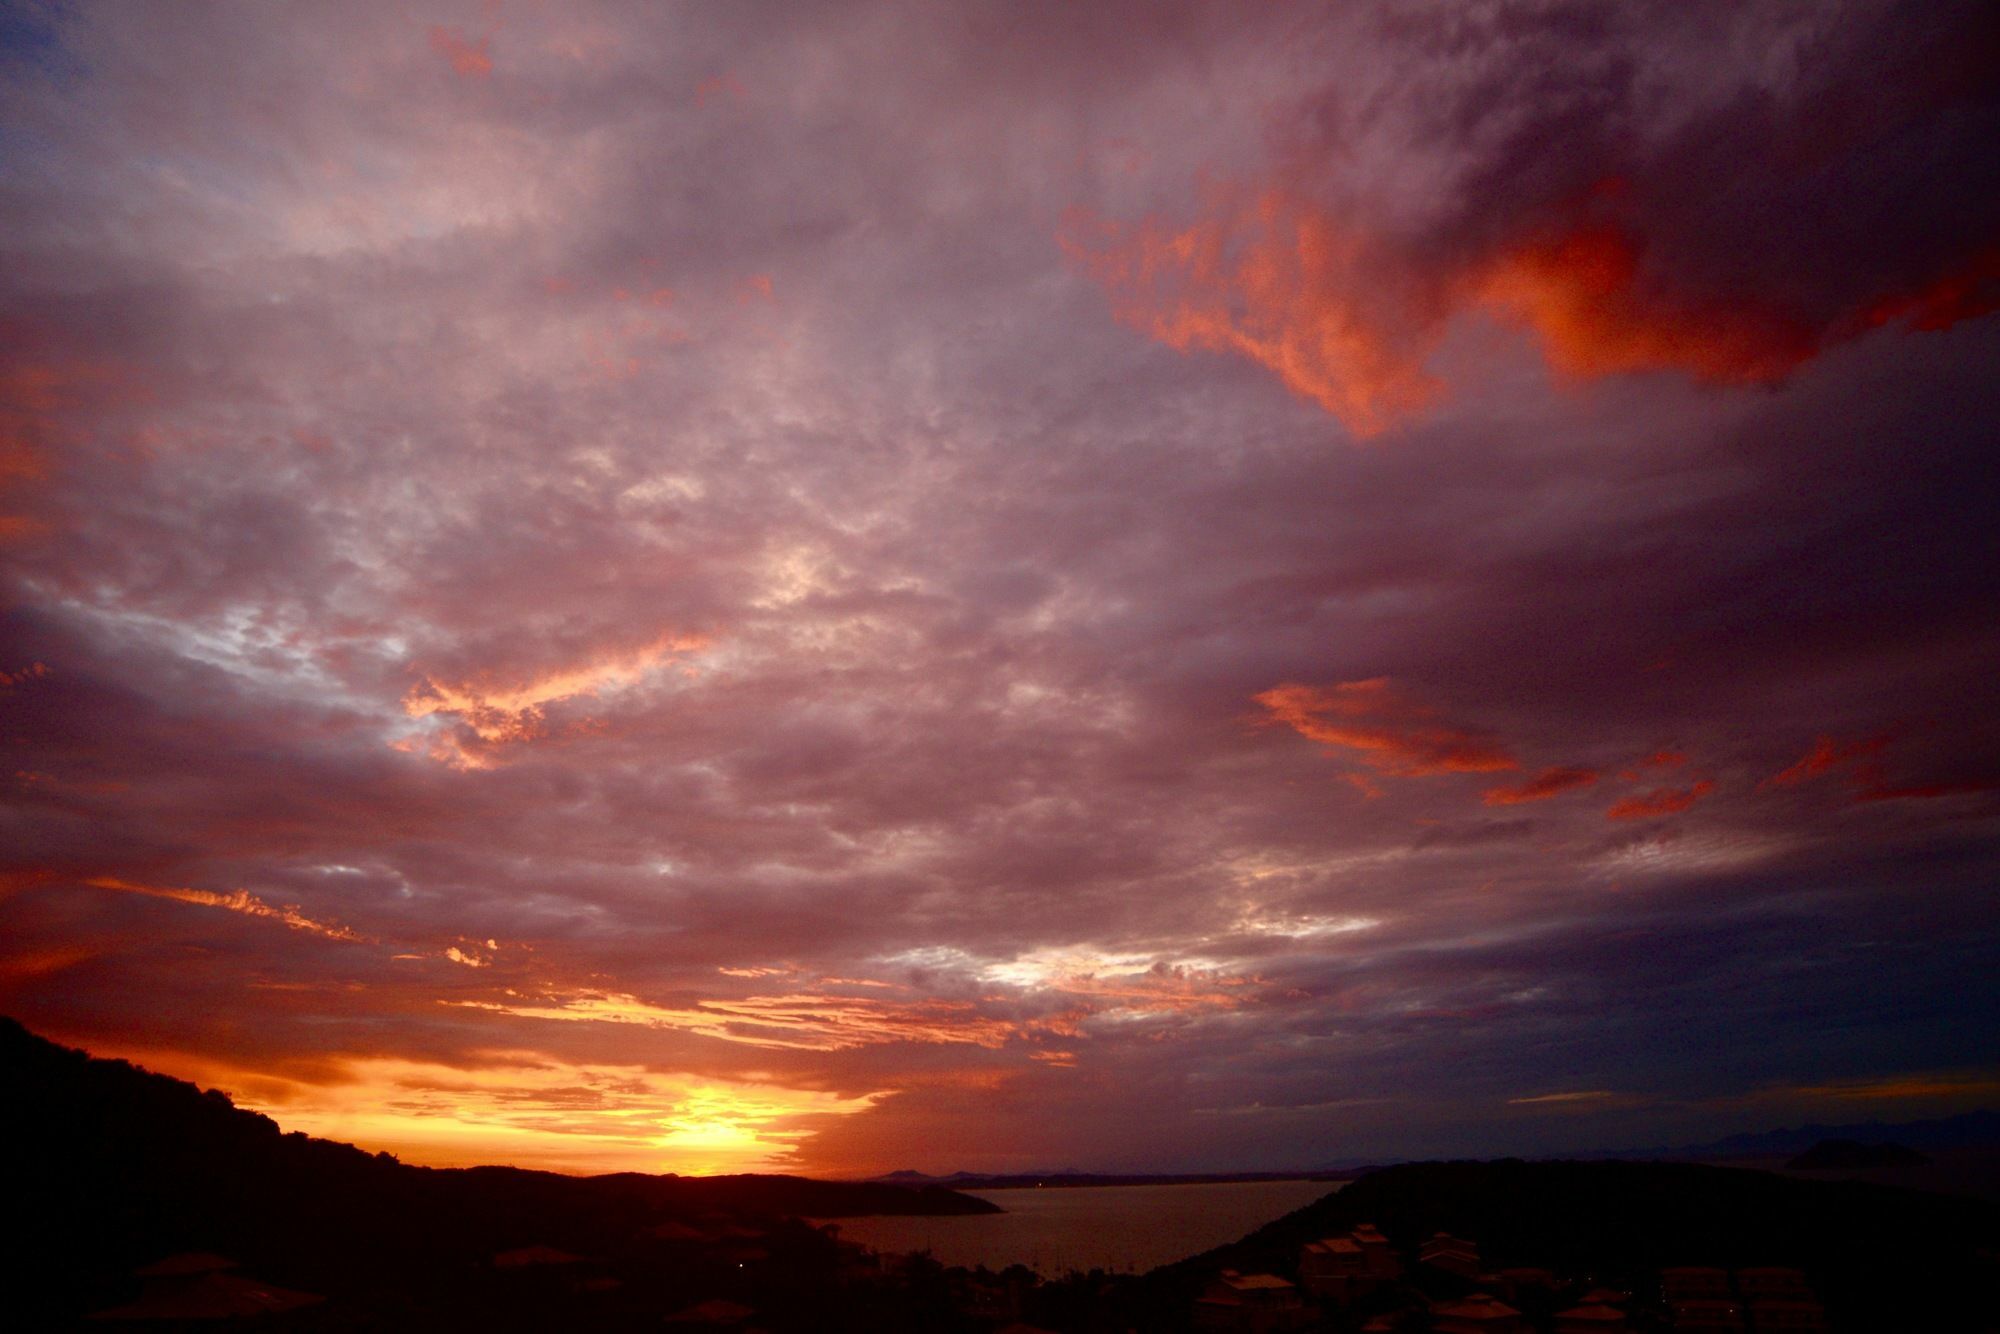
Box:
74;1038;882;1177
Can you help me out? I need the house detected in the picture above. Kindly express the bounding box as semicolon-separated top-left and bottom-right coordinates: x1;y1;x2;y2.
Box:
1432;1292;1526;1333
1495;1267;1558;1302
1300;1235;1376;1302
88;1257;324;1322
1555;1302;1631;1333
1351;1222;1403;1278
1746;1297;1829;1330
1191;1270;1316;1333
1736;1267;1810;1301
1660;1267;1731;1302
1420;1232;1483;1278
1669;1297;1746;1330
664;1297;758;1327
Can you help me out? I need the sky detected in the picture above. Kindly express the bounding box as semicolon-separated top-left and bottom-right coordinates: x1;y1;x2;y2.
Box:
1;0;1997;1178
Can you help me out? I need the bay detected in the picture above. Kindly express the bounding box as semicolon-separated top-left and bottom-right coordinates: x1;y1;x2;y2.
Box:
820;1178;1340;1275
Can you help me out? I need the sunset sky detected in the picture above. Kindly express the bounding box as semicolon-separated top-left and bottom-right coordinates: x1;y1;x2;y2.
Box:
2;1;1997;1178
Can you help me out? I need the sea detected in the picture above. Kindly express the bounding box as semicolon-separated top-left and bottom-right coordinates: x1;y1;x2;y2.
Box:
819;1178;1340;1275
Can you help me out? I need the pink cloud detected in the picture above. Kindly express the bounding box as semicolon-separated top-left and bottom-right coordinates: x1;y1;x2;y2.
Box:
427;25;493;79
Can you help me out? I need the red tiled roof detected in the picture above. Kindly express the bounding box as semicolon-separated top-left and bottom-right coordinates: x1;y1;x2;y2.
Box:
90;1272;322;1320
665;1297;757;1324
1434;1295;1522;1319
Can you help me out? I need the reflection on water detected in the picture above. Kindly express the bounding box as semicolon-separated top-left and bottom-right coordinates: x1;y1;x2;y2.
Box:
821;1178;1340;1275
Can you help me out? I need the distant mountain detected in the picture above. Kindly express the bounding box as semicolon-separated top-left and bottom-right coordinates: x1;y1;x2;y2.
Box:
1786;1139;1932;1170
1611;1108;2000;1160
869;1169;1347;1189
0;1016;996;1326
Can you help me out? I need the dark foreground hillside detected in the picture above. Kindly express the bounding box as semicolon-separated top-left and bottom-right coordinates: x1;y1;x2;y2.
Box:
0;1017;994;1329
1135;1157;2000;1332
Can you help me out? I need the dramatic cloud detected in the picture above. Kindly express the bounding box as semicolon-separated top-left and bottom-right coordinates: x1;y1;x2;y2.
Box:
1484;767;1600;807
1070;4;2000;436
1254;680;1517;777
84;877;371;944
1605;782;1717;822
0;0;1995;1175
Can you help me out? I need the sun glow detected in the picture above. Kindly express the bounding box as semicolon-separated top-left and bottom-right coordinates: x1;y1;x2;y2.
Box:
216;1051;879;1175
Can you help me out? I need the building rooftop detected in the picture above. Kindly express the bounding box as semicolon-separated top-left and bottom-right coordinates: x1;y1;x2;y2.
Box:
1226;1273;1297;1291
90;1272;323;1320
1434;1294;1523;1319
1305;1237;1363;1253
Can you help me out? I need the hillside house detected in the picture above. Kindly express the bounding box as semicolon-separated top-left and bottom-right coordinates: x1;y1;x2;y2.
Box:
1191;1270;1315;1333
1432;1292;1526;1333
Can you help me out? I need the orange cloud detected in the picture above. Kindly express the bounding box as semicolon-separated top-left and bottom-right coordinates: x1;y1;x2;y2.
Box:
1620;749;1687;779
695;72;746;106
404;632;706;747
1483;765;1600;806
1604;780;1715;821
1857;244;2000;333
452;989;1039;1053
1760;735;1994;804
0;357;132;494
1255;678;1517;776
1749;1071;2000;1106
0;661;50;688
1475;222;1817;384
1068;180;1998;434
987;953;1260;1019
1506;1089;1616;1105
1062;194;1443;436
1760;734;1889;790
84;876;369;943
427;25;493;79
1854;779;2000;804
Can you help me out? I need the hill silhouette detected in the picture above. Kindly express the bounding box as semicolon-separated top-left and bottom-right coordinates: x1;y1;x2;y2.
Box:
1134;1157;2000;1331
0;1017;994;1327
1786;1138;1932;1170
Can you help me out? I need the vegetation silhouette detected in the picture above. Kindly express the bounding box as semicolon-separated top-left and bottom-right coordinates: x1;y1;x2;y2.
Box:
1131;1157;2000;1331
0;1017;992;1329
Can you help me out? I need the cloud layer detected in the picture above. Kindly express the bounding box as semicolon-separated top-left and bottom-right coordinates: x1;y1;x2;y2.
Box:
1;0;1996;1175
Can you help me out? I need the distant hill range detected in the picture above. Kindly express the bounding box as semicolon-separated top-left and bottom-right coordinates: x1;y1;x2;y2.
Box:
1297;1108;2000;1175
1785;1138;1932;1170
1608;1107;2000;1161
871;1169;1349;1189
0;1016;995;1326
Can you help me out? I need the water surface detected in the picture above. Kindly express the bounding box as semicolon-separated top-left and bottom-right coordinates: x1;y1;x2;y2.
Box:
821;1178;1340;1275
